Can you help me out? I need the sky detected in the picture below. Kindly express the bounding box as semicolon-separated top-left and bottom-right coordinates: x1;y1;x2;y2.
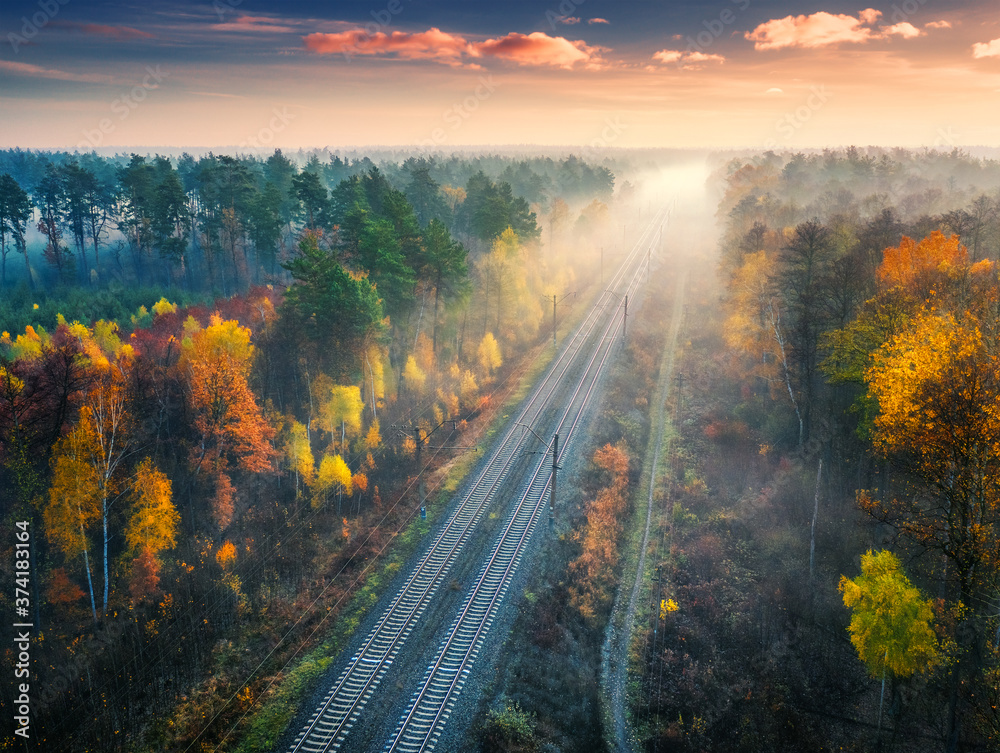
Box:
0;0;999;150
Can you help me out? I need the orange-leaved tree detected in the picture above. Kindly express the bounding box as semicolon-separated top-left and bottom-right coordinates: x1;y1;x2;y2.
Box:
180;314;275;476
824;232;992;388
863;310;1000;604
569;444;630;622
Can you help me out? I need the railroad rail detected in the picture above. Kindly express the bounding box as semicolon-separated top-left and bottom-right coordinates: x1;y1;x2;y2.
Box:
288;208;667;753
382;210;665;752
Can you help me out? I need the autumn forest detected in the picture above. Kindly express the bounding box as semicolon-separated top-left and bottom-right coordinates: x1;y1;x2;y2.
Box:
5;144;1000;753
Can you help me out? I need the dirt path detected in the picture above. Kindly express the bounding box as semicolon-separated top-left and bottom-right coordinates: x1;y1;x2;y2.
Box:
602;267;686;753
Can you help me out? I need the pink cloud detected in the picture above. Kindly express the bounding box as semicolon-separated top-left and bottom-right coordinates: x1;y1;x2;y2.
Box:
559;16;581;25
304;27;472;65
652;49;724;67
213;15;297;33
191;91;244;99
0;60;109;83
972;38;1000;59
652;49;683;63
475;31;602;68
685;51;725;63
78;23;153;40
305;27;603;69
53;21;154;39
588;18;610;25
746;9;881;50
858;8;882;25
925;20;952;29
883;22;922;39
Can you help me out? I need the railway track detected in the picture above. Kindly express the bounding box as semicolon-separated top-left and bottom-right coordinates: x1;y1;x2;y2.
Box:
288;208;667;753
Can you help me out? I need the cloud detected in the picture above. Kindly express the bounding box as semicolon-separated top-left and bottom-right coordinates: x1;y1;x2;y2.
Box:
685;51;725;63
191;91;244;99
858;8;882;25
746;9;881;50
925;20;952;30
0;60;109;83
588;18;610;25
652;49;724;67
883;22;922;39
765;87;783;94
747;9;936;50
213;15;297;33
74;23;154;40
652;49;682;64
972;38;1000;59
304;28;602;69
558;16;581;25
304;27;472;65
475;31;604;68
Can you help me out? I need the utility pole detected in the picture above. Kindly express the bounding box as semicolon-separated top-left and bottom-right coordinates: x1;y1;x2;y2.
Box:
549;292;575;349
606;289;628;341
552;294;557;348
550;433;558;525
517;422;559;528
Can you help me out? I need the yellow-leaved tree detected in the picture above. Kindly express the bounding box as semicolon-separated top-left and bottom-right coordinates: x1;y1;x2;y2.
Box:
403;356;427;395
839;550;940;679
124;459;178;555
125;459;178;604
723;249;804;447
312;454;353;509
46;426;101;623
839;550;941;731
477;332;502;381
73;356;134;617
313;378;364;452
283;419;315;494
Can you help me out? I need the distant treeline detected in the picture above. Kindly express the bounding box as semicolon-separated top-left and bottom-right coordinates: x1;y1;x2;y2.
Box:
0;148;614;292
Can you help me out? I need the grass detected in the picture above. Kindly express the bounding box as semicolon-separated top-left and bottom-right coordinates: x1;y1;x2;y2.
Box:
600;276;686;752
